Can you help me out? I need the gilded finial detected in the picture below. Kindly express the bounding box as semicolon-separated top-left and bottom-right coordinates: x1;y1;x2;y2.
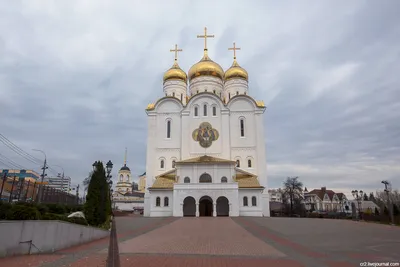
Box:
197;27;215;56
170;44;182;62
124;147;127;166
228;42;241;61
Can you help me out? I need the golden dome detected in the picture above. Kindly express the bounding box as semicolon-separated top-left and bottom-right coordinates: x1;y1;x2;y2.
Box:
163;61;187;83
188;51;224;81
224;59;248;81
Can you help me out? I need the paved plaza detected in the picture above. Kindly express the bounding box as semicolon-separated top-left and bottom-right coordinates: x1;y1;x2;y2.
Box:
0;215;399;267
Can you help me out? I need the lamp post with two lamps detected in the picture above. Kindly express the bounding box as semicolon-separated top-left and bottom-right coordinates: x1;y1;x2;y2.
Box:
351;190;363;220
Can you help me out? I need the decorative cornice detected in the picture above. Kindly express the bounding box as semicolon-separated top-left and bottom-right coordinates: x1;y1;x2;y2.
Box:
230;111;255;115
231;146;256;151
156;148;181;152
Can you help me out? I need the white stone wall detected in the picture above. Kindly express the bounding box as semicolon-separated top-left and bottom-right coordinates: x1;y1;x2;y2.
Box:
238;189;263;216
163;80;188;105
189;76;224;97
176;163;235;184
148;190;173;217
224;79;249;100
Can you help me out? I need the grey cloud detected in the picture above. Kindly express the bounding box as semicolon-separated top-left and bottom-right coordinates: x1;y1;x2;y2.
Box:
0;1;399;198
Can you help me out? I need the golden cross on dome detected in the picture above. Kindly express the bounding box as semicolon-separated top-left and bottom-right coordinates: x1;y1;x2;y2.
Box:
170;44;182;61
197;27;214;51
228;42;241;60
124;147;127;165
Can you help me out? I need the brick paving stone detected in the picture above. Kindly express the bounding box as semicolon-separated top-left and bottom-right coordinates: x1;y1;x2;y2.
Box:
119;254;304;267
118;217;286;257
68;253;107;267
0;254;64;267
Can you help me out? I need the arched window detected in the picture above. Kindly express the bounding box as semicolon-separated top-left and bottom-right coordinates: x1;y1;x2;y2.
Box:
194;107;198;117
164;197;169;207
127;174;130;181
240;118;245;137
156;197;161;207
160;159;164;169
119;174;123;182
252;196;257;206
248;159;252;168
203;104;207;116
199;173;212;183
229;92;231;99
173;92;175;97
172;160;176;168
166;120;171;138
212;106;216;116
243;196;248;206
221;177;227;183
197;90;199;94
236;160;240;167
236;91;239;95
213;90;216;94
244;92;247;95
180;94;183;101
184;177;190;183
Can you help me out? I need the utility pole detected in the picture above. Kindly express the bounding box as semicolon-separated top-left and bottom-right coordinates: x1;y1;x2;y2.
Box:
76;184;80;205
38;157;48;204
0;170;8;200
382;180;394;225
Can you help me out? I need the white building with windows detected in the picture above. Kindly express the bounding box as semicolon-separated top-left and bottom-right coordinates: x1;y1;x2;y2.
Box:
144;28;269;217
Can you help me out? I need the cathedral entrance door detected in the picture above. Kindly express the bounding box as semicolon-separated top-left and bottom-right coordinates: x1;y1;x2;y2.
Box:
183;196;196;217
199;196;213;217
216;196;229;216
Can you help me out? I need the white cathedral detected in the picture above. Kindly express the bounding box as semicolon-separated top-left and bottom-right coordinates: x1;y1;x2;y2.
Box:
144;28;269;217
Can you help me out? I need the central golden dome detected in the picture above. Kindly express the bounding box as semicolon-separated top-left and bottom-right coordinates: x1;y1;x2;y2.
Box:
163;61;187;83
188;51;224;81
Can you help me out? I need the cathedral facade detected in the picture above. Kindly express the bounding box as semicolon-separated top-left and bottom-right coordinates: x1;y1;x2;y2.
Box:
144;28;269;217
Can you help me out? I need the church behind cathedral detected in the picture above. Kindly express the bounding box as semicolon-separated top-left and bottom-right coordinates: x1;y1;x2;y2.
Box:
144;28;269;217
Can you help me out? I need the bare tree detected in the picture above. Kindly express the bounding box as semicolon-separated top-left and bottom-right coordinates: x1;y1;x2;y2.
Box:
282;177;303;216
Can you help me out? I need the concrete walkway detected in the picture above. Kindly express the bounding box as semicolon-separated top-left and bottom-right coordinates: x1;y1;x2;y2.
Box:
0;216;399;267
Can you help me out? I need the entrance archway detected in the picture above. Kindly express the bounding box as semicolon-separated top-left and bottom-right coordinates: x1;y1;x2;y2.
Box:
216;196;229;216
183;196;196;217
199;196;213;216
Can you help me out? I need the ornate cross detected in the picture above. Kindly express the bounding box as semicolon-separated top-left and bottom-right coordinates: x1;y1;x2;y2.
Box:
228;42;241;60
170;44;182;61
197;27;214;51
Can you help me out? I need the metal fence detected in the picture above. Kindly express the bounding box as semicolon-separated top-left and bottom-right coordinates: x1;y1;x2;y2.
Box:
0;175;80;205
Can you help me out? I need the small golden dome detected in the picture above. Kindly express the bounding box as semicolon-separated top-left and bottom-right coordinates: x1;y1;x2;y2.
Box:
188;51;224;81
163;61;187;83
224;59;248;81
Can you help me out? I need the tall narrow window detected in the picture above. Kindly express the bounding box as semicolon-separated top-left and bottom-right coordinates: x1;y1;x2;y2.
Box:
166;120;171;138
240;119;245;137
194;107;198;117
248;159;252;168
203;104;207;116
252;196;257;206
180;94;183;101
213;90;216;94
243;196;248;206
172;160;176;168
220;92;222;97
236;91;239;95
236;160;240;167
160;160;164;169
173;92;175;97
212;106;216;116
229;92;231;99
156;197;161;207
164;197;169;207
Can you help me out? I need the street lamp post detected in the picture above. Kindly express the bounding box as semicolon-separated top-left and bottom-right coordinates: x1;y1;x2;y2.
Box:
351;190;363;221
381;180;395;225
32;149;48;203
106;160;113;215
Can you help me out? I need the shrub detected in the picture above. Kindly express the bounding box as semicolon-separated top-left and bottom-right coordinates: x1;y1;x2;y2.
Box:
0;202;12;219
7;205;40;220
46;204;66;215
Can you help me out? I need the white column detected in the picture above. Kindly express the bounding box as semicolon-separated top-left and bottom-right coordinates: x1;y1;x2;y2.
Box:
213;202;217;217
196;203;199;217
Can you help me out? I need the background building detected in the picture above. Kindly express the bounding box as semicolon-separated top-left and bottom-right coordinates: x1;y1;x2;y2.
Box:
44;174;71;192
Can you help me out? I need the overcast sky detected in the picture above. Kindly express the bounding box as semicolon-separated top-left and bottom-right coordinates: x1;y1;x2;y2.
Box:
0;1;399;198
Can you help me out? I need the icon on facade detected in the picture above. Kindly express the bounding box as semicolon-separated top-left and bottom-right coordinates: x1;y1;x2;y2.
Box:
192;122;219;148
